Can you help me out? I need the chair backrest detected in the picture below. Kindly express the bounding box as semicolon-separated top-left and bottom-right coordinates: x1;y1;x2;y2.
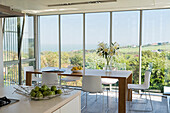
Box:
148;63;153;72
42;72;58;86
23;66;34;80
82;75;103;93
143;71;151;88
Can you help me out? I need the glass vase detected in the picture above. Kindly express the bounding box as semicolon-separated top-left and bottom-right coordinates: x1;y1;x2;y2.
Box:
105;65;112;72
105;60;112;72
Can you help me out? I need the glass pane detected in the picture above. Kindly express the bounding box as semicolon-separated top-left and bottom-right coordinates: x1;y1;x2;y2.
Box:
3;17;19;86
3;17;18;61
112;11;140;84
143;9;170;92
85;12;110;69
40;15;59;68
61;14;83;68
22;16;35;59
4;63;18;85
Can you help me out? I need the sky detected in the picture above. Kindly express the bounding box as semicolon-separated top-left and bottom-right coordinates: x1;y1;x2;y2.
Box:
39;9;170;52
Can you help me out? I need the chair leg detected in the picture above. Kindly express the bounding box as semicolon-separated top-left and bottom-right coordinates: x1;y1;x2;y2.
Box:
86;92;88;107
96;93;98;101
109;84;112;91
103;92;104;106
132;90;148;104
140;91;148;104
106;90;109;112
129;89;132;110
167;96;170;113
149;91;153;111
59;76;61;86
129;90;153;112
107;90;108;108
145;91;148;103
115;86;118;102
81;92;88;111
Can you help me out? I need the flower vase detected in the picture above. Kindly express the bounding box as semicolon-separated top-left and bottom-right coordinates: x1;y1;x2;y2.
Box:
105;60;112;72
105;65;112;72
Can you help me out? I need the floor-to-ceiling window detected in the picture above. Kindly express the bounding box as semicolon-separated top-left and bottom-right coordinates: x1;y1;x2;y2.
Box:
37;9;170;92
3;16;35;85
21;16;35;80
40;15;59;68
142;9;170;91
22;16;35;60
61;14;83;68
85;12;110;69
3;17;19;85
112;11;140;84
3;18;18;62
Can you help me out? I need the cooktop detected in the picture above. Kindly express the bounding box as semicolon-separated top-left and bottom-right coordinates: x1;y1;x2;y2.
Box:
0;96;19;107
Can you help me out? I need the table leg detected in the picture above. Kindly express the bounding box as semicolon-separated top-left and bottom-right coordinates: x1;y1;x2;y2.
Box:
127;73;132;101
26;72;32;86
119;78;127;113
167;96;170;113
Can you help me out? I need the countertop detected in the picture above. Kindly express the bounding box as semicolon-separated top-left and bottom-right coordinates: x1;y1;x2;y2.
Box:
0;86;81;113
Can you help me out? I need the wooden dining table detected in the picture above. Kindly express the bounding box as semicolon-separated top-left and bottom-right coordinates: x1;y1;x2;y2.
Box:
26;68;132;113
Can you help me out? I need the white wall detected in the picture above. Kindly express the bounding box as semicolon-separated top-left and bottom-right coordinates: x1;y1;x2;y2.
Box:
0;19;4;87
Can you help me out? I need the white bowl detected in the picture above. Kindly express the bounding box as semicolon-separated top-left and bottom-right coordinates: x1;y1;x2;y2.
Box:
72;70;83;73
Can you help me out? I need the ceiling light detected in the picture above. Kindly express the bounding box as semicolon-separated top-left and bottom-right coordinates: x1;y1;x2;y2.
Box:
48;0;116;7
22;8;78;14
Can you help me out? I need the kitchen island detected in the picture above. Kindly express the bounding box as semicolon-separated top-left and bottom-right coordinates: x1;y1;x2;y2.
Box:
0;86;81;113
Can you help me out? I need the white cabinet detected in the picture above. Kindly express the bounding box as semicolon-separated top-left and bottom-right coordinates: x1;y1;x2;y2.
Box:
53;95;81;113
61;96;80;113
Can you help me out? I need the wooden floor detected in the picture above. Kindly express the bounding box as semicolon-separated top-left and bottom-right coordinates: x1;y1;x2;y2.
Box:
81;91;168;113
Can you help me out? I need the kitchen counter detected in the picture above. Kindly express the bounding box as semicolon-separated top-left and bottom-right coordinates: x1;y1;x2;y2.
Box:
0;86;81;113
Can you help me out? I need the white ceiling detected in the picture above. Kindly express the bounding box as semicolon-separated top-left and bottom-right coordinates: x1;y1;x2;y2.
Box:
0;0;170;15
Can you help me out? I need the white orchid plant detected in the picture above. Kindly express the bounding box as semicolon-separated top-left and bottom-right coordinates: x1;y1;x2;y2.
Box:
96;42;119;66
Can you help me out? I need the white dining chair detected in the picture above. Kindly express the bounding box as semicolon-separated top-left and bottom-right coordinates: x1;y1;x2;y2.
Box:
102;78;118;101
61;66;81;86
102;78;118;91
42;72;58;86
102;66;118;90
102;63;126;90
128;71;153;112
81;75;109;111
23;66;42;85
102;63;125;102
